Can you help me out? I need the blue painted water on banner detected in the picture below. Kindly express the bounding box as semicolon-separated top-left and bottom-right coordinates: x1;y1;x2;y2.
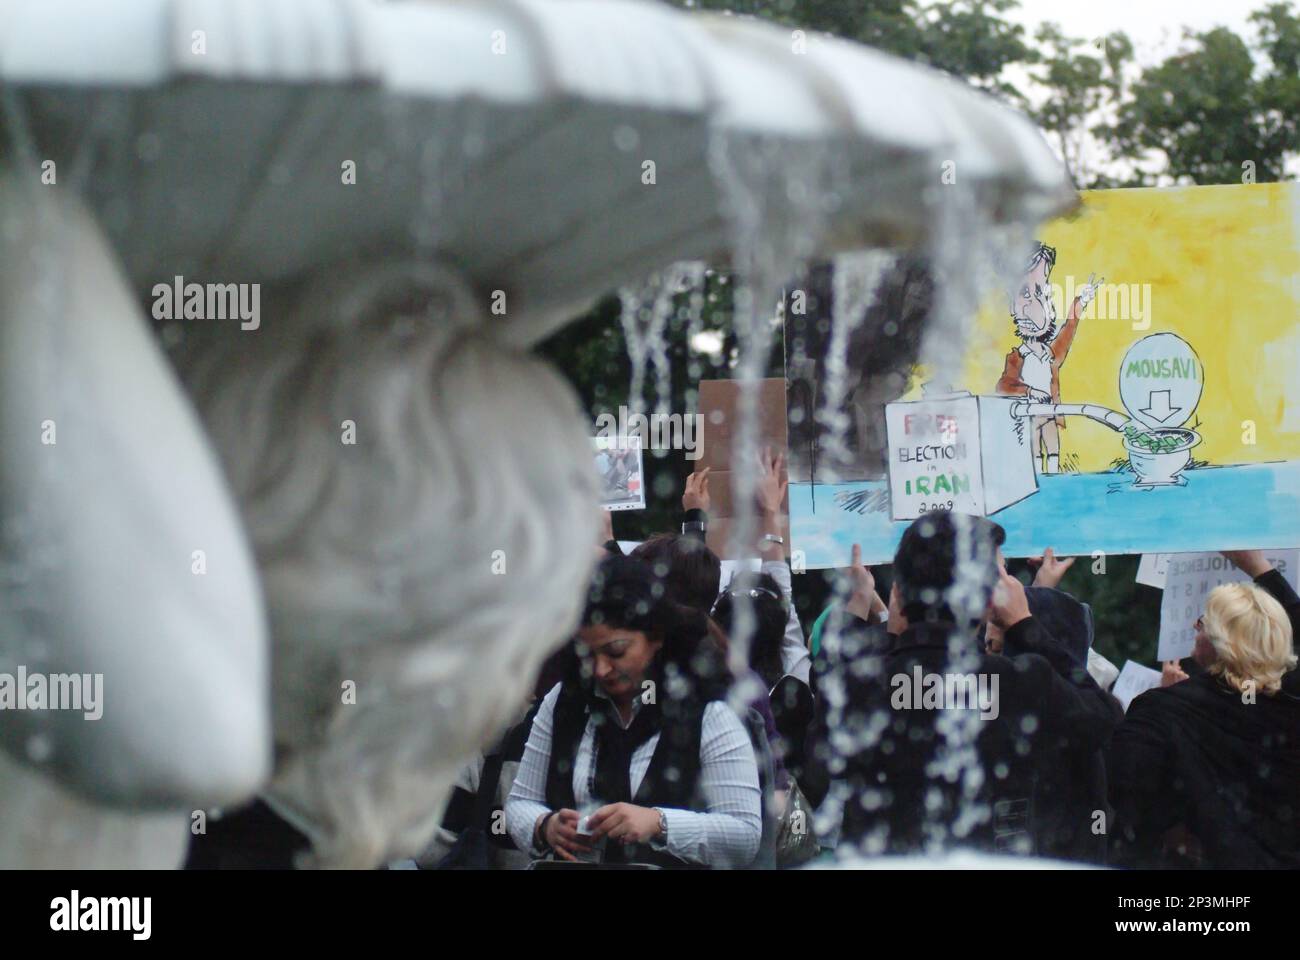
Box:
791;460;1300;568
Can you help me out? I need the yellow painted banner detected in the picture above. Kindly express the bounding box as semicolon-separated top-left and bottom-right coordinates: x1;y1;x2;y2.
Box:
957;182;1300;472
792;183;1300;567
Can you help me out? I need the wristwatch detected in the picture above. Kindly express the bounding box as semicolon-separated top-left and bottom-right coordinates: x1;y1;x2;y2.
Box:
653;807;668;845
535;811;556;853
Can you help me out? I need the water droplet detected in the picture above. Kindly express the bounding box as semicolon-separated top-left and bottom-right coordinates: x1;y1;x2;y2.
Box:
612;125;639;152
26;733;52;763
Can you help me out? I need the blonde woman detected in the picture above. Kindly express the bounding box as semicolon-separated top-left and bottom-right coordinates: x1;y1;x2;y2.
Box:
1110;551;1300;868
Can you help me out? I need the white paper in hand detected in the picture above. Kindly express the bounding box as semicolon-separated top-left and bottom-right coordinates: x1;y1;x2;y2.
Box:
1112;660;1163;713
1135;553;1170;589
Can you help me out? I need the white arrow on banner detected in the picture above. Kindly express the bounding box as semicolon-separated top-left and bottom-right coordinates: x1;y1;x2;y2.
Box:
1139;389;1182;423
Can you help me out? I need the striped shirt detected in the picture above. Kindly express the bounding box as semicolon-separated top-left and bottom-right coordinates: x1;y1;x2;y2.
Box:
765;559;811;684
505;683;762;868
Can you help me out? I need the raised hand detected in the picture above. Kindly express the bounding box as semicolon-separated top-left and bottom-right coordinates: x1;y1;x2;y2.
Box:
756;446;787;517
1029;547;1076;589
683;466;711;512
990;566;1032;630
844;543;881;623
1220;549;1271;579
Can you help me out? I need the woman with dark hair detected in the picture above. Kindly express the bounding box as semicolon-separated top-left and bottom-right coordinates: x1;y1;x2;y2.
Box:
712;572;815;793
711;572;789;690
505;556;762;868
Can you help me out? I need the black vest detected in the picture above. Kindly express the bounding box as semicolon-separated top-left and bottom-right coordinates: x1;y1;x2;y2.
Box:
545;684;709;868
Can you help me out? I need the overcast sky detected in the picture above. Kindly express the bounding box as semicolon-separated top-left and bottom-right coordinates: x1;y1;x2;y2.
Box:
998;0;1296;179
1006;0;1263;63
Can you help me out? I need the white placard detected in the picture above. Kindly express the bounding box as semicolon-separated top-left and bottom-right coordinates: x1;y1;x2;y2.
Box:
1135;553;1170;589
1156;551;1299;660
883;393;1037;522
1111;660;1163;712
593;435;645;511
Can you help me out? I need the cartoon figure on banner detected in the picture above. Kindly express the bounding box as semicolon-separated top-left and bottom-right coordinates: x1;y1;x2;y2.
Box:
995;243;1103;474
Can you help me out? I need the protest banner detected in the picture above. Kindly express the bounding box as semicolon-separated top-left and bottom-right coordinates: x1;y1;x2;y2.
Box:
787;183;1300;566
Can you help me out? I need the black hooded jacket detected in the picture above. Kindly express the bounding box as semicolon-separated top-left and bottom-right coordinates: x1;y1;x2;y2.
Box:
1108;569;1300;868
807;611;1122;858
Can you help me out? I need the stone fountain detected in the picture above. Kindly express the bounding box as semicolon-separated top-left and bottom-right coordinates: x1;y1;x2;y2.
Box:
0;0;1074;867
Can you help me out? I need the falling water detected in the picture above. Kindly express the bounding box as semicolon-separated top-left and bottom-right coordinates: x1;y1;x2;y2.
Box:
920;172;1034;394
602;141;1049;862
909;170;1035;854
815;249;898;483
704;130;842;729
618;261;706;422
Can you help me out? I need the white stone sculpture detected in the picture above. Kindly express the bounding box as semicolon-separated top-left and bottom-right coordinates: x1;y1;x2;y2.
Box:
171;262;600;867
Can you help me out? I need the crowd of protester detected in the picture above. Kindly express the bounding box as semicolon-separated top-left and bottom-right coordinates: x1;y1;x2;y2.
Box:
402;448;1300;870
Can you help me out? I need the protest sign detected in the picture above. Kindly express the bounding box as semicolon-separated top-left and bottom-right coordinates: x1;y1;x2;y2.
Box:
1157;551;1299;660
593;435;645;511
787;183;1300;566
694;379;789;558
1135;553;1170;589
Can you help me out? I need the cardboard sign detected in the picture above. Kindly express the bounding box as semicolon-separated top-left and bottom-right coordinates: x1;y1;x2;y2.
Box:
1156;551;1299;660
695;379;789;558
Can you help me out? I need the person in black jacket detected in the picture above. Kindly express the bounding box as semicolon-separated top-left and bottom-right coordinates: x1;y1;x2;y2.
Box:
987;584;1110;864
804;510;1123;859
1109;550;1300;868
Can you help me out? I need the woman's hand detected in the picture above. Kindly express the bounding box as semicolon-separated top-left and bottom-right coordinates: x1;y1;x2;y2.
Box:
990;567;1032;630
540;808;592;862
1029;547;1075;589
1161;660;1190;687
1220;549;1271;579
683;467;711;512
844;543;882;623
985;619;1005;654
886;583;907;636
755;446;787;517
586;802;663;845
